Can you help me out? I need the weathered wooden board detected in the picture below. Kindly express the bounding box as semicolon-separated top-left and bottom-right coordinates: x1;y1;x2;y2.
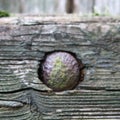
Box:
0;0;120;15
0;16;120;120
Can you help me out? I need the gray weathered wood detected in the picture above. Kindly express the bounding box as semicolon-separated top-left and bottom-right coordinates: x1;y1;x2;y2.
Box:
0;16;120;119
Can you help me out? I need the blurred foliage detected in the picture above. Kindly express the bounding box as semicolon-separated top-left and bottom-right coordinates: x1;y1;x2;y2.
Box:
0;10;9;17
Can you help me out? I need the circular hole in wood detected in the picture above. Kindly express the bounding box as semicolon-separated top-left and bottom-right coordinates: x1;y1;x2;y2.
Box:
38;51;84;92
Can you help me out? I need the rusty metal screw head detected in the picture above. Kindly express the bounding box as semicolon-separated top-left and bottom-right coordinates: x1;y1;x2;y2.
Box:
38;51;84;92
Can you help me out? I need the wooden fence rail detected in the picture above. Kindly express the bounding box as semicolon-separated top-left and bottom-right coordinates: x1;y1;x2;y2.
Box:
0;16;120;119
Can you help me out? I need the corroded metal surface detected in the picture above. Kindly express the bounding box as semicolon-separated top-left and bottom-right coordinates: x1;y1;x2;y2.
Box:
38;51;83;91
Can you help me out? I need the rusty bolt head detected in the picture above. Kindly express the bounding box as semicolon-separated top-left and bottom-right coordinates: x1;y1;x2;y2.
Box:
38;51;84;92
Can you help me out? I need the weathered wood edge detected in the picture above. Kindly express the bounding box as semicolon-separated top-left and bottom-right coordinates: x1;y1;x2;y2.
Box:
0;16;120;120
0;16;120;25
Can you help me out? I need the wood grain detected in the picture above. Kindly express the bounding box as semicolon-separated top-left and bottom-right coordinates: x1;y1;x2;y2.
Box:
0;16;120;119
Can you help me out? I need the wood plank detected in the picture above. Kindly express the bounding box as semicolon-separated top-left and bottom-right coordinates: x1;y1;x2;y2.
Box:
0;16;120;119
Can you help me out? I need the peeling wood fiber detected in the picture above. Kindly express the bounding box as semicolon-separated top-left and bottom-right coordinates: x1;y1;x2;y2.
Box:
0;16;120;120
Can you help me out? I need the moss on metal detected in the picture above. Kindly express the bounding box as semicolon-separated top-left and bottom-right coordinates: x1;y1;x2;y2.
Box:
38;51;83;92
48;57;69;89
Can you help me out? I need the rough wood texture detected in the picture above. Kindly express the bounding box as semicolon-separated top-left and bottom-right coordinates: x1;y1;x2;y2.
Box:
0;16;120;120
